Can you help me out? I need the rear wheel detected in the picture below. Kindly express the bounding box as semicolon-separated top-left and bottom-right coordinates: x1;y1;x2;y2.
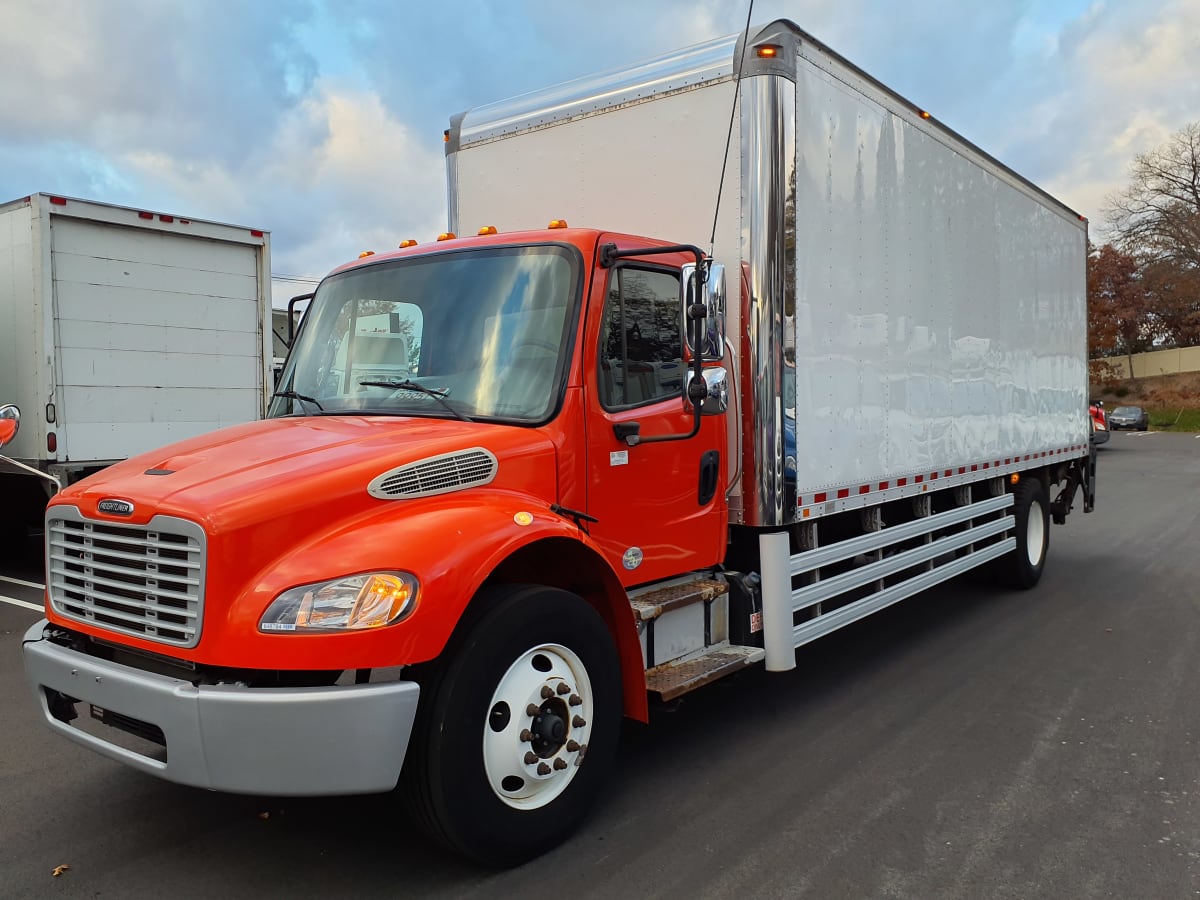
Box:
401;584;621;866
995;478;1049;589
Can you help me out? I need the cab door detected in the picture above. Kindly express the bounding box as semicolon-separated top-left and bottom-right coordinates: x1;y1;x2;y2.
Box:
583;253;726;586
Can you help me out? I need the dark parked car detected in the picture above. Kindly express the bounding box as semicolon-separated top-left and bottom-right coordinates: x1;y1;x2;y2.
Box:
1108;405;1149;431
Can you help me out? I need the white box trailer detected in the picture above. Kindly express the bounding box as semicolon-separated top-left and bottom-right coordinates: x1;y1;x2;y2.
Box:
0;193;271;533
447;20;1091;530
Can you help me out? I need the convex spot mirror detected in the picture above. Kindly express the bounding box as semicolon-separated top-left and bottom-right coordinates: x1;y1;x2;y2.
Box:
687;368;729;416
682;262;726;361
0;405;19;448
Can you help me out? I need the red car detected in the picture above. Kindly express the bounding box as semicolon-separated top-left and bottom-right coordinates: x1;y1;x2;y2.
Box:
1090;403;1110;445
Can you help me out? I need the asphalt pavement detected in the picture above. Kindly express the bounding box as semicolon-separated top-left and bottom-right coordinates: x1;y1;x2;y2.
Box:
2;431;1199;898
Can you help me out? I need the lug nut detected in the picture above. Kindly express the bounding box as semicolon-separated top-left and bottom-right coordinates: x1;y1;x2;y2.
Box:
520;729;533;742
526;704;540;717
540;685;554;699
553;758;568;770
524;751;538;765
537;762;551;776
566;740;580;752
572;715;586;728
568;694;582;706
556;682;571;695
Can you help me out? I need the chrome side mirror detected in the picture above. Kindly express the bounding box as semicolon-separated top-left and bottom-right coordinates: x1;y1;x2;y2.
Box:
687;368;728;415
0;405;19;449
682;262;726;361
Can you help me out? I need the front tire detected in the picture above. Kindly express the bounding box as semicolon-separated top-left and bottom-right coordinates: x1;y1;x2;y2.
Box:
995;478;1049;589
401;584;621;866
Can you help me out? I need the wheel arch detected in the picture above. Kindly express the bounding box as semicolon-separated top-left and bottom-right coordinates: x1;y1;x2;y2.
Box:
470;537;648;722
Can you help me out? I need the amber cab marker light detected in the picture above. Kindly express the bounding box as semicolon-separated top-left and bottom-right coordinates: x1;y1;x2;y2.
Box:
478;225;498;235
443;129;450;143
399;239;418;248
547;219;568;229
755;44;780;58
1010;473;1020;485
920;110;932;119
437;232;456;242
358;250;375;258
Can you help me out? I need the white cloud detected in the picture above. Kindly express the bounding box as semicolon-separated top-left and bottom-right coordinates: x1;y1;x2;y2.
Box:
1;0;1198;278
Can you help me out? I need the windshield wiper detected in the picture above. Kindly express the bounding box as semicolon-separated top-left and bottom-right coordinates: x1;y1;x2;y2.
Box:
272;390;324;414
358;380;474;423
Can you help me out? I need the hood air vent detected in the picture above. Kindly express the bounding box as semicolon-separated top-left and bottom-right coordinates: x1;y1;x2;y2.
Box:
368;448;498;500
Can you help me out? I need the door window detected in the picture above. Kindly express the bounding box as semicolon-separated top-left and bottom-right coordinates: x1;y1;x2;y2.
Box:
597;267;683;409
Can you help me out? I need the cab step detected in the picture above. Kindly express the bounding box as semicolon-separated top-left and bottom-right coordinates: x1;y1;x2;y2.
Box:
629;578;727;622
645;644;765;701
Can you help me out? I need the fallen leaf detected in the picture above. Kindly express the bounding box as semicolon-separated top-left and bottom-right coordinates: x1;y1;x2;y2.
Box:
52;865;70;877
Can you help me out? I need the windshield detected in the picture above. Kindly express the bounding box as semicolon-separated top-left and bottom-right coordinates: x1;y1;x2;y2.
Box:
270;245;581;422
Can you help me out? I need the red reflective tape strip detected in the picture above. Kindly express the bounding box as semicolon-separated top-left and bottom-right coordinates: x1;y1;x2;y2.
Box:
859;485;870;495
915;474;924;483
138;211;153;219
814;492;827;503
879;481;889;490
49;196;67;205
251;229;265;237
837;488;849;499
897;478;907;487
159;214;174;222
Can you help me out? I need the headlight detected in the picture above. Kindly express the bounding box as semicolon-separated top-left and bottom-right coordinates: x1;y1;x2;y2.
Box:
260;572;418;633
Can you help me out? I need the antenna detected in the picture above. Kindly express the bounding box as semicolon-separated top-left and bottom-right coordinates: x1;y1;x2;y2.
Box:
709;0;756;257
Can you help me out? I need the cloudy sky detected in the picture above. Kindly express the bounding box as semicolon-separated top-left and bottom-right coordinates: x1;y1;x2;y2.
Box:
2;0;1198;306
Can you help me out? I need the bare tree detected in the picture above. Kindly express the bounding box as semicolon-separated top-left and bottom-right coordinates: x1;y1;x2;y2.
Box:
1106;122;1200;270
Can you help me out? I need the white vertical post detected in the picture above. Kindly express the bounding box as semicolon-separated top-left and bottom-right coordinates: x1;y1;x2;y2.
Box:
759;530;796;672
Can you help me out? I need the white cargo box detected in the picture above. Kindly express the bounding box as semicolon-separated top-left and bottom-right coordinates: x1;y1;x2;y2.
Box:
446;20;1089;526
0;193;272;478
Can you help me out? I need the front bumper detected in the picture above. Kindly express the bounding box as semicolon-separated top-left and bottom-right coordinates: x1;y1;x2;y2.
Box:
22;621;420;796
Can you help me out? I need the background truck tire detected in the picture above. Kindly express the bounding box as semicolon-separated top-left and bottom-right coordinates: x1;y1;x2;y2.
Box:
401;584;622;866
995;478;1049;590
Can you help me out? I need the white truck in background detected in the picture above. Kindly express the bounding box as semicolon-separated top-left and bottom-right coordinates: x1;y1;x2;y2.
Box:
0;193;271;544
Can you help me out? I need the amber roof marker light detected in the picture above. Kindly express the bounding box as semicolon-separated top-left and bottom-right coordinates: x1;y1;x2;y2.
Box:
755;44;780;59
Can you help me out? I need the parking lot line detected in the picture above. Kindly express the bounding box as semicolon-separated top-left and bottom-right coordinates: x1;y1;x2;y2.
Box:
0;574;44;590
0;594;43;612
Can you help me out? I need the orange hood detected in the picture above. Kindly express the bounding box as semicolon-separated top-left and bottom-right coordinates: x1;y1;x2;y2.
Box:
54;416;559;533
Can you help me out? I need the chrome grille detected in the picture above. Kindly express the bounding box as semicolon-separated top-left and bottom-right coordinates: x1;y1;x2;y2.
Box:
368;448;497;499
47;508;205;648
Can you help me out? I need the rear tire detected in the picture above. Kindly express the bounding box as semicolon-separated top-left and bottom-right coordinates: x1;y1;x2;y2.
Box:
401;584;621;866
995;478;1049;589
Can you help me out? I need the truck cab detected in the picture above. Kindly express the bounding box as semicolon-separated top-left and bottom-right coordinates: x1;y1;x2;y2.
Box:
24;225;731;866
